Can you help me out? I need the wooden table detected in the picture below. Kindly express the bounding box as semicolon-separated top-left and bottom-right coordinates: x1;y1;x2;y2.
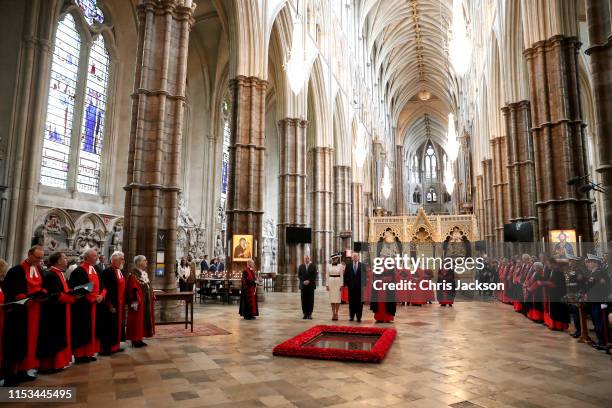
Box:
154;291;194;332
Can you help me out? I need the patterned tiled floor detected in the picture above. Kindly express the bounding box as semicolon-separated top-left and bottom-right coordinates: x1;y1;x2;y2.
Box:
23;292;612;407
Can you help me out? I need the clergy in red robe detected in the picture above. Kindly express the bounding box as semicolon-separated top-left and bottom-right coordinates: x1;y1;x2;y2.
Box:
69;248;106;363
524;262;544;323
126;255;155;347
543;259;570;331
98;251;126;355
409;268;428;306
437;268;456;306
2;245;45;385
370;264;396;322
37;252;76;372
239;259;259;320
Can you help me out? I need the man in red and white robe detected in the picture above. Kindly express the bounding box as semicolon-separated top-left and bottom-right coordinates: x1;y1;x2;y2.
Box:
69;248;106;363
2;246;45;385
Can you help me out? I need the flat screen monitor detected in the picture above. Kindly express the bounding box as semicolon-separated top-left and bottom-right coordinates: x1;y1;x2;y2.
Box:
286;227;312;244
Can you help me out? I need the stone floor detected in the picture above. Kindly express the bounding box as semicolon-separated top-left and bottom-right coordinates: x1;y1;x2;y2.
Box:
23;292;612;407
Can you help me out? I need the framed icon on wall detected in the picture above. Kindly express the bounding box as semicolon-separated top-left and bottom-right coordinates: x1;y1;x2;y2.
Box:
232;234;254;262
549;229;577;259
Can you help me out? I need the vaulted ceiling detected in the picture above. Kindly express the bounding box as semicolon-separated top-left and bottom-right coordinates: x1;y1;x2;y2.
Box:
361;0;459;154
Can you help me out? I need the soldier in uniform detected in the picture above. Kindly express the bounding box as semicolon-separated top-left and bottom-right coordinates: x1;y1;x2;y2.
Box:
566;254;589;338
585;254;611;350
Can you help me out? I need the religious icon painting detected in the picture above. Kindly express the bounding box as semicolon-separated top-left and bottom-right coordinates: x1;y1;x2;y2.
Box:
232;234;254;262
549;229;577;259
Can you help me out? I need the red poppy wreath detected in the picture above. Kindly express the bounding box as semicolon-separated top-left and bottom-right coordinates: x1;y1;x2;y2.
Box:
272;325;396;363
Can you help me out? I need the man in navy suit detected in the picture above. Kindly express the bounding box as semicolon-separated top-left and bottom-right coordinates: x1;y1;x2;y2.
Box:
344;253;365;322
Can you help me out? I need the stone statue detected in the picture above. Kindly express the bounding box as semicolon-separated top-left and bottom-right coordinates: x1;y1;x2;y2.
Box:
214;233;225;259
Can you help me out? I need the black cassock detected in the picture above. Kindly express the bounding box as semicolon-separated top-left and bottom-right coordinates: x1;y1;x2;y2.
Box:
2;265;29;369
97;267;125;351
36;271;68;360
68;266;94;349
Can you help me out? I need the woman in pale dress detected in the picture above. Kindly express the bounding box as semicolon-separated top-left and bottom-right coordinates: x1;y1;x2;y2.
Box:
326;253;345;320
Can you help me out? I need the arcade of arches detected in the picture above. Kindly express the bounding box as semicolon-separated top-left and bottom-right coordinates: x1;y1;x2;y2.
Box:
1;0;609;284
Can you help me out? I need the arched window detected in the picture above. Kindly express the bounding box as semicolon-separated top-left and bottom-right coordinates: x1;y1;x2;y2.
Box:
426;187;437;203
412;188;421;203
40;1;112;194
424;143;437;180
220;100;231;201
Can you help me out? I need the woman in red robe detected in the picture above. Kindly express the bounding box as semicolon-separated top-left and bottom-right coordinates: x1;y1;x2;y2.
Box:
126;255;155;347
38;252;75;372
69;249;106;363
239;260;259;320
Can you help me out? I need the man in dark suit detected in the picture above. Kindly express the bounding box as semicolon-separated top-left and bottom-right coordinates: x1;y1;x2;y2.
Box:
200;255;209;274
298;254;317;319
344;252;365;322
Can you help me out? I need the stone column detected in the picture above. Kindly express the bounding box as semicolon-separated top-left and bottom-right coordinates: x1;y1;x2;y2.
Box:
351;182;364;242
524;36;593;241
225;76;267;270
277;118;307;292
311;147;333;284
482;159;495;242
491;136;510;241
476;175;486;241
4;0;62;263
123;0;194;289
395;145;405;215
372;141;384;209
502;101;538;239
333;165;351;251
585;0;612;244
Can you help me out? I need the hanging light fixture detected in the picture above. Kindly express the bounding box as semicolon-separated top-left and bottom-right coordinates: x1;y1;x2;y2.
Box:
284;3;318;95
444;160;455;195
354;122;368;168
446;113;459;162
448;0;472;76
382;165;392;199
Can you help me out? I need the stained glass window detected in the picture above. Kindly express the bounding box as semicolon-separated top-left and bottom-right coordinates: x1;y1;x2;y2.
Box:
76;0;104;25
41;14;81;189
41;5;112;195
77;36;110;194
221;100;231;200
424;143;437;180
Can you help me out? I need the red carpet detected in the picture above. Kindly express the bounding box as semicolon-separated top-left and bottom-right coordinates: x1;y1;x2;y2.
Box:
154;323;231;339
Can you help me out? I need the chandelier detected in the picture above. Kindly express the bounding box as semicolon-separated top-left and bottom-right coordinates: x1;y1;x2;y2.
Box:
382;165;392;199
444;160;455;195
354;122;368;168
284;13;317;95
446;113;459;162
448;0;472;76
